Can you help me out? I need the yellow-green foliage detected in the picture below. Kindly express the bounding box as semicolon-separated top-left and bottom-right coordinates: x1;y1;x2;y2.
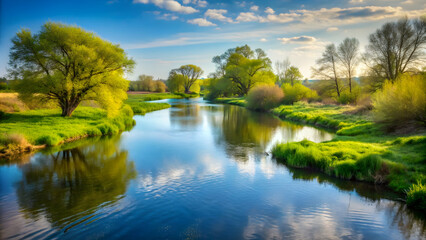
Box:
246;85;283;111
10;22;134;117
282;83;318;104
214;98;247;107
337;88;360;104
272;102;376;134
0;106;134;147
406;182;426;211
272;140;409;185
373;73;426;127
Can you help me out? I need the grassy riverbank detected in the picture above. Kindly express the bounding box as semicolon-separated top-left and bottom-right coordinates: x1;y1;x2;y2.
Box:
0;92;194;157
272;103;426;210
125;92;199;114
214;98;426;210
0;105;135;156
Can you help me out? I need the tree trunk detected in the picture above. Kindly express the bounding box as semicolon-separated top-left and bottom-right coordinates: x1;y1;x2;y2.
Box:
61;102;79;117
334;77;340;97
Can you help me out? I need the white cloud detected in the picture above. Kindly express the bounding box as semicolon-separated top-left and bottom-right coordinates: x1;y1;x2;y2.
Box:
188;18;217;26
236;12;265;22
197;0;207;8
278;36;317;44
250;5;259;11
182;0;191;4
402;0;413;4
349;0;364;3
327;27;339;31
235;6;424;25
266;13;298;23
265;7;275;14
205;9;233;23
157;13;179;20
133;0;198;14
260;38;267;42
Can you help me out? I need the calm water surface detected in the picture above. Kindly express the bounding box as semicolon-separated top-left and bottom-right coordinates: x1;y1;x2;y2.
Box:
0;98;425;239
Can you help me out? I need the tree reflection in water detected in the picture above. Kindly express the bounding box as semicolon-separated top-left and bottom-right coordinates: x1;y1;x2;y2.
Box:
15;136;136;230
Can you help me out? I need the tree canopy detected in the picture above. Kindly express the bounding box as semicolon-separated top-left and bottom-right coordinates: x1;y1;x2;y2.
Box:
8;22;135;117
169;64;203;93
211;45;275;96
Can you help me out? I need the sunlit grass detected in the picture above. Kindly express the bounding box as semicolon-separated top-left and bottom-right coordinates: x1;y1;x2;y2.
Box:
0;105;134;149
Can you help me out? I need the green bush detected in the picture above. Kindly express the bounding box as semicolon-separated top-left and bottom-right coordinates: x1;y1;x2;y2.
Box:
36;135;61;146
282;83;318;104
337;89;360;104
373;73;426;128
406;182;426;211
246;85;283;111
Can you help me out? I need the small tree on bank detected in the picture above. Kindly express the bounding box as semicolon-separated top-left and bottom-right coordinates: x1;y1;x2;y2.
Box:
8;22;135;117
170;64;203;93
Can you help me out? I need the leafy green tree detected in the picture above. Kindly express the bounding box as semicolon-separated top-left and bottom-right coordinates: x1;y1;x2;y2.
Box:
8;22;135;117
285;66;303;86
215;45;274;96
166;71;186;93
170;64;203;93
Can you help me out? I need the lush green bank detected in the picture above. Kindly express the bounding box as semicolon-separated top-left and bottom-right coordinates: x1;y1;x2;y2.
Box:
0;93;193;157
0;106;135;157
125;92;199;114
214;98;426;210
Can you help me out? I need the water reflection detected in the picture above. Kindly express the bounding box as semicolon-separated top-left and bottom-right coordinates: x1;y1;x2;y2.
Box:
15;136;136;230
0;99;425;239
208;104;332;162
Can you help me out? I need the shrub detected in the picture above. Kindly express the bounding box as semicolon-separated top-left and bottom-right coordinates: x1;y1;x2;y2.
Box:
337;88;360;104
246;85;283;111
373;74;426;128
36;134;61;146
154;81;167;93
282;83;318;104
406;182;426;211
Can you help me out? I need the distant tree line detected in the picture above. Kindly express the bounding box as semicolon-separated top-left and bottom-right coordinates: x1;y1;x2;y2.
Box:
128;75;167;92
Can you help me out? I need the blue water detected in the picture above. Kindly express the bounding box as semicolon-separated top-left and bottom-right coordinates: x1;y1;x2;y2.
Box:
0;98;424;239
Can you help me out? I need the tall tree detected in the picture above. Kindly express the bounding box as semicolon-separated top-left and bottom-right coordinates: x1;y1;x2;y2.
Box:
8;22;135;117
170;64;203;93
285;66;303;86
212;45;274;96
337;38;359;93
363;17;426;82
275;58;291;86
312;44;341;97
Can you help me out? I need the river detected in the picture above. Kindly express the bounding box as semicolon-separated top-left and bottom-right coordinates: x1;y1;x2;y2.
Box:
0;98;424;239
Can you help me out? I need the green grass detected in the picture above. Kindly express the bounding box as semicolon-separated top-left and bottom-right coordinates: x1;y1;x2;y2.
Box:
214;98;426;209
126;92;183;101
270;102;426;209
213;97;247;107
0;105;135;149
125;92;199;115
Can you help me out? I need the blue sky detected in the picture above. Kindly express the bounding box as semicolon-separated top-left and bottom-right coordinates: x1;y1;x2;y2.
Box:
0;0;424;79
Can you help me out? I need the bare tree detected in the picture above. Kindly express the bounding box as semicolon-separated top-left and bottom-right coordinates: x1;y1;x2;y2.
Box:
312;44;341;97
337;38;359;93
363;17;426;82
274;58;290;86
